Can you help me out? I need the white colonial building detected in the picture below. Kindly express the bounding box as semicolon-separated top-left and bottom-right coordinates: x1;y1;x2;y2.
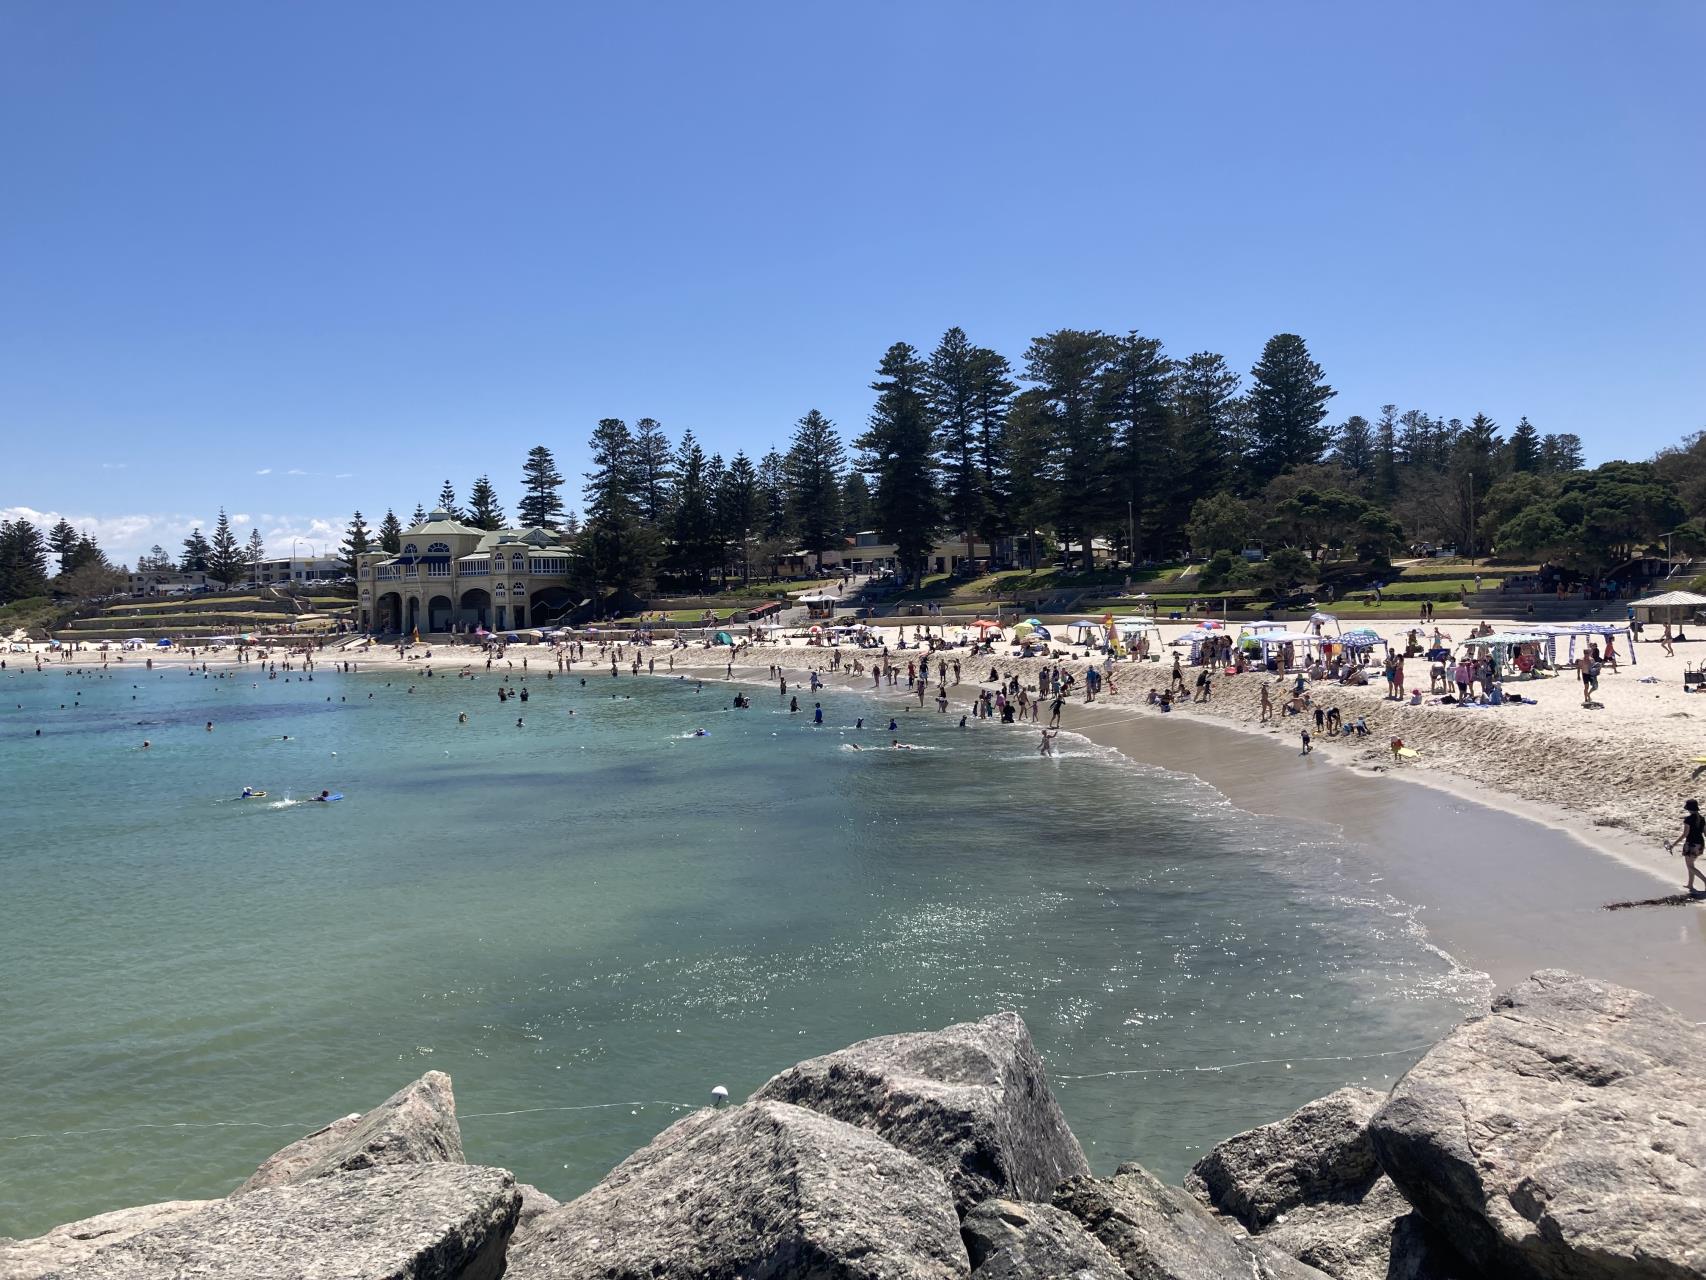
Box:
355;510;580;634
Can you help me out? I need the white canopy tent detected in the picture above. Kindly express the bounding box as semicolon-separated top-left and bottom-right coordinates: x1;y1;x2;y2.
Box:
1529;621;1637;666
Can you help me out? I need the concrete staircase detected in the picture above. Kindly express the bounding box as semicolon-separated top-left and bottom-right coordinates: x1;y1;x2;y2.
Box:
1462;591;1627;621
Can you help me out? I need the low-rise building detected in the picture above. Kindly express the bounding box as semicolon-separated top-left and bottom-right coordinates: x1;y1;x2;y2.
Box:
355;510;580;633
127;570;212;597
253;555;343;585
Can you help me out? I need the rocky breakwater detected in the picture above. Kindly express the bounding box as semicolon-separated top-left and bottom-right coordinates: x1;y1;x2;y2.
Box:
4;972;1703;1279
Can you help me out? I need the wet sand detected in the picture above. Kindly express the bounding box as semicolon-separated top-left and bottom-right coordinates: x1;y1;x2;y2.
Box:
1067;703;1706;1018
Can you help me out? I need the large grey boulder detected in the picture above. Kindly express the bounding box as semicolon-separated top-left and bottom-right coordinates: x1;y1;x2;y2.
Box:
1185;1086;1464;1280
1054;1163;1330;1280
233;1070;464;1194
752;1012;1090;1211
960;1198;1125;1280
1369;969;1706;1280
507;1099;969;1279
1186;1087;1384;1229
1249;1183;1463;1280
0;1201;215;1280
41;1164;519;1280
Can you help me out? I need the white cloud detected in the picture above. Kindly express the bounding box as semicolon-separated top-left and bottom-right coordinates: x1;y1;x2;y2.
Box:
334;472;353;479
255;468;273;475
0;506;347;566
101;462;128;470
286;468;309;476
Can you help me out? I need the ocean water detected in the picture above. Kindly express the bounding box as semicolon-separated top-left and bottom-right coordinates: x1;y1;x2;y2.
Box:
0;656;1486;1235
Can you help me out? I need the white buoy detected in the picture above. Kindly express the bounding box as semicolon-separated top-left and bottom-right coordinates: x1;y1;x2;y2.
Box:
710;1085;729;1107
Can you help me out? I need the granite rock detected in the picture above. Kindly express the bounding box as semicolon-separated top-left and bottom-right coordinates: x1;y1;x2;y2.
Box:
507;1099;969;1279
1369;969;1706;1280
960;1197;1125;1280
233;1071;463;1194
1185;1086;1466;1280
0;1201;215;1280
42;1164;518;1280
752;1011;1090;1211
1186;1087;1384;1230
1054;1162;1330;1280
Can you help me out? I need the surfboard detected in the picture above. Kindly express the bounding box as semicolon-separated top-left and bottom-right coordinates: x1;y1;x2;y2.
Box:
241;791;268;799
312;793;344;802
1396;747;1419;758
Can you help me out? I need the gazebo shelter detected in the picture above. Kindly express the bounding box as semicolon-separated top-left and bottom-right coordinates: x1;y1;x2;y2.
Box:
1631;590;1706;629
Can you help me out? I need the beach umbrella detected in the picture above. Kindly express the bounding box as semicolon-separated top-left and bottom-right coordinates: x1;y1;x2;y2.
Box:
715;631;733;645
503;632;520;642
155;638;172;647
1032;625;1052;640
1012;621;1034;636
1022;617;1043;627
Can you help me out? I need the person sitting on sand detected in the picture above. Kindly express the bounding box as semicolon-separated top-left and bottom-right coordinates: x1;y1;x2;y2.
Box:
1670;799;1706;896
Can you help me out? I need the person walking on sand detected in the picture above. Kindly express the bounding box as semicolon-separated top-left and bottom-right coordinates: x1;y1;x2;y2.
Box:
1259;681;1273;723
1668;799;1706;896
1300;726;1312;754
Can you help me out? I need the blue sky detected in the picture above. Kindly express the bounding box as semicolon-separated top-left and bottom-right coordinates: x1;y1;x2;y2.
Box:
3;1;1702;563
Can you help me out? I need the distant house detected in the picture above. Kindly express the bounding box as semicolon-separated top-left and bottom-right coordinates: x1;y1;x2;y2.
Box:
126;570;211;596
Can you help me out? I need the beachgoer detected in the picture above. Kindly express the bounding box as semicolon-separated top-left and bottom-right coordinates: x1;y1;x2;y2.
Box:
1300;727;1312;754
1670;799;1706;895
1039;728;1057;756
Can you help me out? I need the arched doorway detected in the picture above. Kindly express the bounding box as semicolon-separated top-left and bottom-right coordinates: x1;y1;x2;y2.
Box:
531;585;574;626
459;588;491;629
406;596;421;634
376;592;403;633
428;595;453;632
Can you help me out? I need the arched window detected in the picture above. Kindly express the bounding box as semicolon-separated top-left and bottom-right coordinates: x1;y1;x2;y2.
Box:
494;584;506;595
513;581;525;592
403;543;418;555
511;552;524;570
428;542;450;554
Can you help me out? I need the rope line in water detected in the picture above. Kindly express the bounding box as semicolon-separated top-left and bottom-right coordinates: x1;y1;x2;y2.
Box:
0;1100;703;1146
1053;1041;1435;1081
460;1100;698;1120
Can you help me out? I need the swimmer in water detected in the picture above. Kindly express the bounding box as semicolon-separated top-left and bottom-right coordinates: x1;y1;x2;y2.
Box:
693;728;708;737
887;718;898;732
457;712;468;723
314;790;332;801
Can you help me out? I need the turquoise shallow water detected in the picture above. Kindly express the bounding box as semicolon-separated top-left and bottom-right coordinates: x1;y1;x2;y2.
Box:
0;657;1485;1235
